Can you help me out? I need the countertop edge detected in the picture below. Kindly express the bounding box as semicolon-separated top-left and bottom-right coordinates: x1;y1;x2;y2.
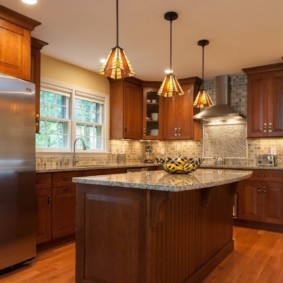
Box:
73;169;253;192
36;163;283;173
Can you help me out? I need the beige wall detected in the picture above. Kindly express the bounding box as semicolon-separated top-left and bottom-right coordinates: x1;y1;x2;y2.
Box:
41;54;110;94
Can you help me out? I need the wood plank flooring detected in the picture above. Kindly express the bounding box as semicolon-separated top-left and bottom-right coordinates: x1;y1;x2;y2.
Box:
0;226;282;283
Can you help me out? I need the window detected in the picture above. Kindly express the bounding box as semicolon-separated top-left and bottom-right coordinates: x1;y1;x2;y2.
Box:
75;92;104;150
36;81;108;152
36;87;71;149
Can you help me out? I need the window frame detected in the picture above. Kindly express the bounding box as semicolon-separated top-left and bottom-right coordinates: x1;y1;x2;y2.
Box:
36;79;109;153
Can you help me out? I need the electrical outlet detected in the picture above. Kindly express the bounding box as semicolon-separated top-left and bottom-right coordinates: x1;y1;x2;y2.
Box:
271;147;277;155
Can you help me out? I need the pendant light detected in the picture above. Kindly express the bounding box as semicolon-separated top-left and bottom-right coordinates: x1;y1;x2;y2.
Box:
158;11;184;97
99;0;135;79
193;39;214;108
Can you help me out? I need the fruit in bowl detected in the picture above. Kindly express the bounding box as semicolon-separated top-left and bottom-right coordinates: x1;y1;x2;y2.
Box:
156;156;203;174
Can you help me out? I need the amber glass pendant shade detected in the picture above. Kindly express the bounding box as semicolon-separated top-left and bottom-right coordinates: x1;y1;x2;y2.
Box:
193;89;214;108
193;39;214;108
99;46;135;79
99;0;135;79
158;12;183;97
158;73;184;97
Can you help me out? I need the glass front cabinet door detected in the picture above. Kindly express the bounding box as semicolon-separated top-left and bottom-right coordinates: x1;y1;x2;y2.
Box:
143;88;163;140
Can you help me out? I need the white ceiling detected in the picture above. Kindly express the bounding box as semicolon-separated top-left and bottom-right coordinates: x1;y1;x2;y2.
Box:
1;0;283;81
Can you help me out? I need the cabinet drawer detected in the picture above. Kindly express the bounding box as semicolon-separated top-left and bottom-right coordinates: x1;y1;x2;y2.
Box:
250;170;283;182
36;173;51;189
52;171;81;187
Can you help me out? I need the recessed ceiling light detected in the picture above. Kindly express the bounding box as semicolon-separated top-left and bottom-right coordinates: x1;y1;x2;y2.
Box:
22;0;37;5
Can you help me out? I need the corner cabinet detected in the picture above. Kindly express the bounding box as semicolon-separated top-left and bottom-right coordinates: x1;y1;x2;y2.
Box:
0;5;41;80
162;77;202;140
110;78;143;139
31;37;48;133
142;86;163;140
243;63;283;138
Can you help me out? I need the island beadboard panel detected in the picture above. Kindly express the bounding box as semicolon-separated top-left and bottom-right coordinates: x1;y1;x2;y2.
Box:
76;183;236;283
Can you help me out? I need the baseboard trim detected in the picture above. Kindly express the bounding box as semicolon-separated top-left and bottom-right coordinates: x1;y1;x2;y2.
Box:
185;240;234;283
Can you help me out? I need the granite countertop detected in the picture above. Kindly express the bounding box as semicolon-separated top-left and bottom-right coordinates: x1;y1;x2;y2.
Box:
36;162;159;173
200;164;283;170
36;162;283;173
72;169;252;192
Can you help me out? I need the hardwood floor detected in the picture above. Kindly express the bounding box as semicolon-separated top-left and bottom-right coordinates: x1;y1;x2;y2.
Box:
0;227;282;283
204;227;283;283
0;241;75;283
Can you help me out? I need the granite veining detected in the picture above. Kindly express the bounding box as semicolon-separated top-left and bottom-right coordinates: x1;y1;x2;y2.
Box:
73;169;252;192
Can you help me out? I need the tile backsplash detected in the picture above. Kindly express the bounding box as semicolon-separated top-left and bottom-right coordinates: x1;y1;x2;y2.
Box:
36;74;283;169
203;123;247;158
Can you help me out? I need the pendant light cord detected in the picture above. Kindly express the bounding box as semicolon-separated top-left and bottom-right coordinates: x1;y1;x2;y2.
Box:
201;44;205;89
170;19;172;71
116;0;119;47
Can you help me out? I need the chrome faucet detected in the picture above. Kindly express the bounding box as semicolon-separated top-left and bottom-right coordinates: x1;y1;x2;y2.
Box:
73;137;87;166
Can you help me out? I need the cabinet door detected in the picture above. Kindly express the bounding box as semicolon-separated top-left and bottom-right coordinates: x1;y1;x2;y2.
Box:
268;71;283;136
247;74;269;137
177;86;194;139
123;81;143;139
52;185;76;239
162;96;179;139
31;38;48;133
261;182;283;224
237;180;262;221
142;88;163;139
36;188;52;244
0;19;31;80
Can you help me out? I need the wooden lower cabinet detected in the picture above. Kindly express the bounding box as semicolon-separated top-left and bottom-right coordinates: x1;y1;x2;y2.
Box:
237;180;261;222
237;170;283;229
36;173;52;244
261;182;283;224
37;166;157;244
36;188;52;244
52;185;76;239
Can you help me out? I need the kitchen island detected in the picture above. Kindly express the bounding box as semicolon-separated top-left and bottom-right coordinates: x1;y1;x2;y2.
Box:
73;169;252;283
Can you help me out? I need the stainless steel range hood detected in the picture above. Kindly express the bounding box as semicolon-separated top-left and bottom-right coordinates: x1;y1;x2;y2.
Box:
193;75;245;121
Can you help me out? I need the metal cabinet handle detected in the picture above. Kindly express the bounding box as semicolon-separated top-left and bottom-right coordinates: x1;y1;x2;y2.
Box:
143;128;146;135
174;128;178;136
257;188;261;193
263;122;267;133
268;122;272;133
36;114;39;126
178;128;181;136
262;188;267;194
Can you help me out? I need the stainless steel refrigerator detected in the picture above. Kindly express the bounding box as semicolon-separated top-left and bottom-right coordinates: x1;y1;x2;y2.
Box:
0;74;36;271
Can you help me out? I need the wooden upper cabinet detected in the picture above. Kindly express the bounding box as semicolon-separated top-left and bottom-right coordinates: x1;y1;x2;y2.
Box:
31;37;48;133
110;78;143;139
269;70;283;136
142;83;163;140
162;77;202;140
0;5;41;80
243;63;283;138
